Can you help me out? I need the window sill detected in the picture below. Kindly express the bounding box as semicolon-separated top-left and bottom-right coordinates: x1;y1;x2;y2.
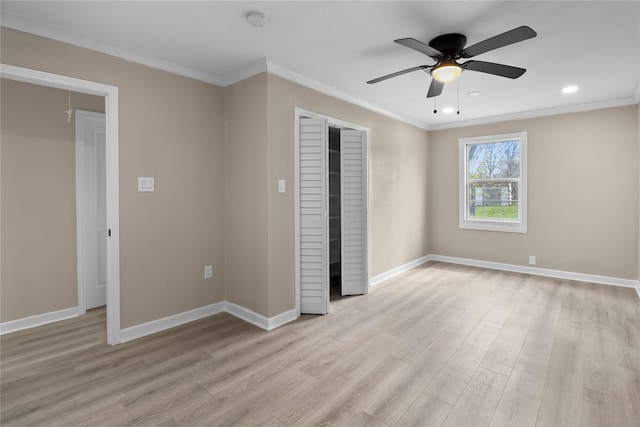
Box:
459;219;527;234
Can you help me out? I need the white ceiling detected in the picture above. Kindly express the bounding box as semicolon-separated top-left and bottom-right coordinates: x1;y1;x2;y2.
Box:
2;1;639;130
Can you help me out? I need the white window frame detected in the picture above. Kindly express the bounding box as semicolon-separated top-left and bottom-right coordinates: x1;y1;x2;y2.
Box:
459;131;527;233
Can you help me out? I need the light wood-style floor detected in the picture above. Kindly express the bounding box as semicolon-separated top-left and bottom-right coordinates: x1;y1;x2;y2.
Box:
2;262;639;427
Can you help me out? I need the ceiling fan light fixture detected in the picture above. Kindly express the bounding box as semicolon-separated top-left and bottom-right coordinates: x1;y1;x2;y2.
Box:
431;64;462;83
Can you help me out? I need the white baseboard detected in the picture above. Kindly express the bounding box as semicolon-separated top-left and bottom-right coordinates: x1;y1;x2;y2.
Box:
0;306;81;335
266;308;298;330
6;254;637;340
121;301;298;344
223;302;297;331
369;255;431;287
120;302;226;343
224;302;271;331
429;254;640;297
1;298;299;343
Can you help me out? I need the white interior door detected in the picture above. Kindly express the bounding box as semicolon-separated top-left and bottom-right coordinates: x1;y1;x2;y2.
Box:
340;129;369;295
298;118;329;314
76;110;107;310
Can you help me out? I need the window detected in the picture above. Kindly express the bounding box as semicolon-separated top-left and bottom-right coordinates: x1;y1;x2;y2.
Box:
459;132;527;233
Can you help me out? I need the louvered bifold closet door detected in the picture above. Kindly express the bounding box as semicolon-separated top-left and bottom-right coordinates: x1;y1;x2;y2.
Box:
340;129;368;295
299;118;329;314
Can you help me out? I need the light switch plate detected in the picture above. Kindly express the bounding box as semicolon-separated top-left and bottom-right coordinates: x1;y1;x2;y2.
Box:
138;177;154;192
278;179;286;193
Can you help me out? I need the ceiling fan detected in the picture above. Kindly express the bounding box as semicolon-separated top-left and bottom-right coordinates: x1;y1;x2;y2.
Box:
367;26;537;98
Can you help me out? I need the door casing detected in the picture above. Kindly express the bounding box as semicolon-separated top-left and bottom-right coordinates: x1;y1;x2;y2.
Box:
1;63;121;345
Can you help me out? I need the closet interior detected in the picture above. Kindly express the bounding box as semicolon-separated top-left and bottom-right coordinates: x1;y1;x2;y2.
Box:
328;126;342;300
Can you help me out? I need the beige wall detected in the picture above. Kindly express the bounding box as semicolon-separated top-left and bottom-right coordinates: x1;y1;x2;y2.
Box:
224;73;269;315
0;79;104;322
1;27;429;325
429;105;640;280
2;26;636;330
1;28;226;327
266;74;430;316
222;73;431;317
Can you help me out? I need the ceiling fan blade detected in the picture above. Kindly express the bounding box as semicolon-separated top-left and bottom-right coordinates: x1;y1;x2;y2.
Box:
427;79;444;98
395;38;442;58
460;26;537;58
367;65;430;84
462;60;526;79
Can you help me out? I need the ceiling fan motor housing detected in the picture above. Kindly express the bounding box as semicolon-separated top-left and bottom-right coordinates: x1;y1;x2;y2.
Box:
428;33;466;82
429;33;467;56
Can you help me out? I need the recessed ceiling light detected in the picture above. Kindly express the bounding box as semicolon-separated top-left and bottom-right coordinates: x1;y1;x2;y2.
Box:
442;107;455;114
467;91;481;97
562;85;579;94
247;11;267;28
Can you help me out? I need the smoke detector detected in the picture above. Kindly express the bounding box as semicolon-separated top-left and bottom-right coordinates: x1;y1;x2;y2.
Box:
247;11;267;28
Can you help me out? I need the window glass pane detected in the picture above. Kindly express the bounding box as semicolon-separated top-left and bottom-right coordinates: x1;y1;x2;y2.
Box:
467;140;520;180
468;181;519;220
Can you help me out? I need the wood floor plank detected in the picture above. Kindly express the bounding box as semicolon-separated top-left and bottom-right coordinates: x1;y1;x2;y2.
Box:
480;276;541;377
580;283;628;398
179;369;317;426
619;366;640;426
519;279;562;360
555;280;588;343
488;352;548;427
363;332;464;425
297;355;408;427
440;367;509;427
1;262;639;427
536;337;584;427
424;322;502;405
395;393;452;427
270;349;390;425
581;387;629;427
51;401;133;427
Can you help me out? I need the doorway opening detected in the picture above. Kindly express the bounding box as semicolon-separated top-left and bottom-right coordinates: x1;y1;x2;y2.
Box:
1;64;121;345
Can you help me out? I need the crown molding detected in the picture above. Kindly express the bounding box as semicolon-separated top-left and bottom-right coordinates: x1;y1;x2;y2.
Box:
220;57;431;130
3;12;637;132
2;12;428;130
428;97;639;131
1;12;223;86
222;57;268;86
264;59;430;130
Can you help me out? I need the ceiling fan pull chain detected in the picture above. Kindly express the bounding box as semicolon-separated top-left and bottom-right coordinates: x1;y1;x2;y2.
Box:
457;78;460;115
433;95;437;114
66;90;73;124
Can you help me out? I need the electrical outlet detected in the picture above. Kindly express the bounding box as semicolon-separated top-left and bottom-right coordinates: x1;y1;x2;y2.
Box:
529;256;536;266
204;265;213;279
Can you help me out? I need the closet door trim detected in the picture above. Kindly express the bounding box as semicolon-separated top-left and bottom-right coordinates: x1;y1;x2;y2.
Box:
294;108;370;316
